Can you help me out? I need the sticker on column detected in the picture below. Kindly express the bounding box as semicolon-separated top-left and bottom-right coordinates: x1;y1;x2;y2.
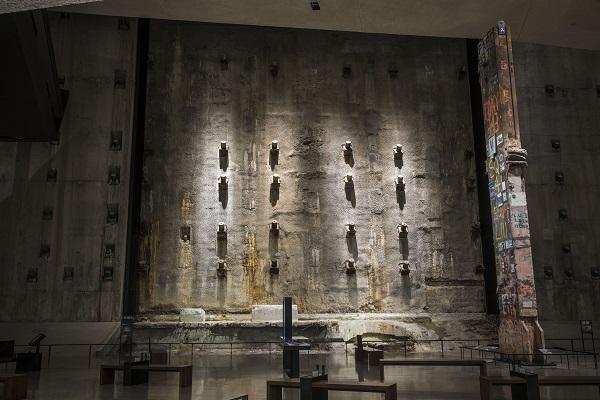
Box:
496;132;504;147
488;135;496;157
498;153;505;172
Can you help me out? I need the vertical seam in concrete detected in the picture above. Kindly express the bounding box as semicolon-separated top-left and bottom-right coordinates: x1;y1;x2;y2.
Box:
122;18;149;318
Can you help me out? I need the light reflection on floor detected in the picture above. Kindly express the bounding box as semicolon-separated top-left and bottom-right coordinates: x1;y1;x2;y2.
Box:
8;350;599;399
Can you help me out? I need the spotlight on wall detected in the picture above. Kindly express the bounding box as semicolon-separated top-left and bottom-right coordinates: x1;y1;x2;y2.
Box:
218;175;229;188
345;259;356;275
344;174;353;184
272;174;281;186
346;224;356;237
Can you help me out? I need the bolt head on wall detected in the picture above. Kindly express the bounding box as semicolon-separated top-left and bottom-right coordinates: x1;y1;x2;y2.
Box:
397;223;408;238
395;176;405;191
388;66;398;79
181;226;191;242
42;207;53;220
564;267;574;279
346;224;356;237
217;223;227;240
591;267;600;280
551;139;561;152
270;259;279;275
217;260;227;277
555;171;564;184
103;267;114;281
270;220;280;233
545;84;555;97
63;267;74;281
399;261;410;275
342;65;352;79
558;209;568;221
544;266;554;280
47;168;57;182
26;268;38;283
393;144;403;156
345;259;356;275
220;55;228;70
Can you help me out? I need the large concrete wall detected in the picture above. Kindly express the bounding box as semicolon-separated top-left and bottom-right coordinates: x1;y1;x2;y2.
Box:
513;43;600;327
138;21;485;315
0;13;136;321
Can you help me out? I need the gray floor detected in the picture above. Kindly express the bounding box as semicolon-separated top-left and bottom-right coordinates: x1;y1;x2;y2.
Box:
5;350;600;399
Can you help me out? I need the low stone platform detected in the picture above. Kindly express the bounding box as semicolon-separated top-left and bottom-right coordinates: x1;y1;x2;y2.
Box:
131;313;496;350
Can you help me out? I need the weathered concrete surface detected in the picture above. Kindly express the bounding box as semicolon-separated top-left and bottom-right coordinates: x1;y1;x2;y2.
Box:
0;0;100;14
0;13;137;321
179;308;206;322
251;304;298;322
138;21;484;315
512;42;600;326
133;313;496;345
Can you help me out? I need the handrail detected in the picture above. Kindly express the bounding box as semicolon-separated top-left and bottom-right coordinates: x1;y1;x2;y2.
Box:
11;336;599;370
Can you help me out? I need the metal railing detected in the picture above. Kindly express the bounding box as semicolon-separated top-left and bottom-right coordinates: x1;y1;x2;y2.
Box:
7;336;598;370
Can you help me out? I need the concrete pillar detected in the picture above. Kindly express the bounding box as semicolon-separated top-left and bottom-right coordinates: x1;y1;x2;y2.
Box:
477;21;545;360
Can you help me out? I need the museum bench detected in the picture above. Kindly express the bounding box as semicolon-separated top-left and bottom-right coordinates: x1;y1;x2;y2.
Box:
130;364;193;387
100;361;192;387
267;378;397;400
379;358;489;381
0;373;28;400
480;374;600;400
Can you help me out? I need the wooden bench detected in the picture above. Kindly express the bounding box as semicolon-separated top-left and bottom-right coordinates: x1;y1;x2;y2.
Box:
0;374;28;400
131;364;192;387
379;358;489;381
267;379;397;400
100;362;192;387
480;375;600;400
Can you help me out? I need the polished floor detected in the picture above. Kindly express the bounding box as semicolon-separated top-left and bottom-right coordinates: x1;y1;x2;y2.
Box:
5;349;600;399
